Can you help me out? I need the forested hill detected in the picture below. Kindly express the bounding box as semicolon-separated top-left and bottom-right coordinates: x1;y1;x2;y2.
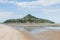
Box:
4;14;55;23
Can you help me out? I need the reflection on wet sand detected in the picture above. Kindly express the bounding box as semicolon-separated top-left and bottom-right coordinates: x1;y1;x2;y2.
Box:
31;27;60;40
11;26;60;40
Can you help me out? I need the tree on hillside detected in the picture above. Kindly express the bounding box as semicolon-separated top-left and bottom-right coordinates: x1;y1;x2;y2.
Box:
4;14;55;23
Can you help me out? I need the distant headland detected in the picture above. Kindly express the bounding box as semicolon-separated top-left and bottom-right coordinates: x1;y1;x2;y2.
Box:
4;14;54;24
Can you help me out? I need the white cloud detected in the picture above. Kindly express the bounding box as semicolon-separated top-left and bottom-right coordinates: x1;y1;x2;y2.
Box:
0;12;13;18
42;8;60;14
0;12;16;21
14;0;60;8
0;0;8;3
0;12;13;22
37;0;60;6
0;0;60;7
0;11;23;22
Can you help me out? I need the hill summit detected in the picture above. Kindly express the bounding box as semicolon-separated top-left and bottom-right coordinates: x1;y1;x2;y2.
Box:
4;14;54;23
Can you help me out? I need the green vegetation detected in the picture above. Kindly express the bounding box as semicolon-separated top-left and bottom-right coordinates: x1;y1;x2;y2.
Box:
4;14;54;23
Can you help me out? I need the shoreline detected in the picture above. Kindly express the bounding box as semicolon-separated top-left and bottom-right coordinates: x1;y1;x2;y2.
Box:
2;23;60;27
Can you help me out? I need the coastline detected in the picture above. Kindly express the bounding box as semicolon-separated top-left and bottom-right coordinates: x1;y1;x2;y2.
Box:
2;23;60;27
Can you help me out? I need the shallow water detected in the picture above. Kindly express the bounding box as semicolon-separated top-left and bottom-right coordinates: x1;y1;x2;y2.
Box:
11;26;60;33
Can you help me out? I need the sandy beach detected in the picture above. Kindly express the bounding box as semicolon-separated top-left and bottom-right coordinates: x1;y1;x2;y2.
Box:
0;24;35;40
0;24;60;40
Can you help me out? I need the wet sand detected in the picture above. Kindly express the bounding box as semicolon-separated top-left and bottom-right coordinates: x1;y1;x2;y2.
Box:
32;30;60;40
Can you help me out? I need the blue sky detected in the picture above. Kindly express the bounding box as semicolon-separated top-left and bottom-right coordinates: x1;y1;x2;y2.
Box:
0;0;60;23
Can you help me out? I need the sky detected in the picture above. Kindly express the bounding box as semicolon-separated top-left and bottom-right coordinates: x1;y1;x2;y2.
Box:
0;0;60;23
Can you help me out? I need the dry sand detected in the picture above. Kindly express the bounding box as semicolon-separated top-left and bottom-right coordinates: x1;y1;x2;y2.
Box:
0;24;35;40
